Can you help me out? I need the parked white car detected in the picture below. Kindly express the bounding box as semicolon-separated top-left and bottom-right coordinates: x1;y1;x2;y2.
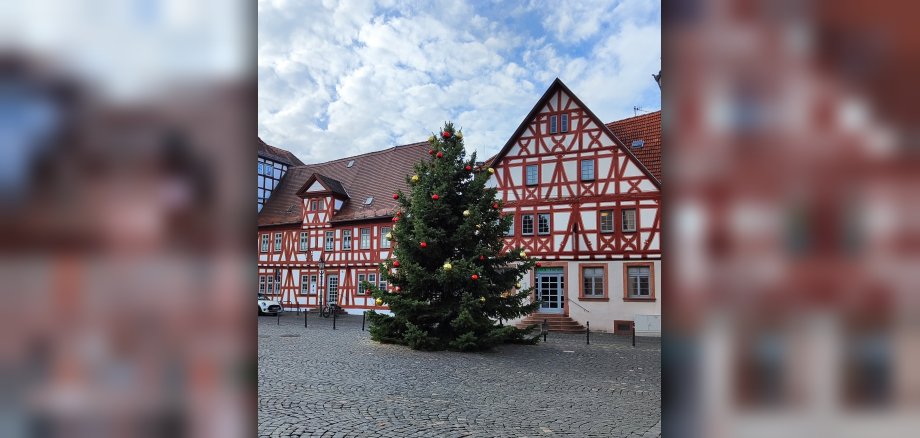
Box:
258;294;282;316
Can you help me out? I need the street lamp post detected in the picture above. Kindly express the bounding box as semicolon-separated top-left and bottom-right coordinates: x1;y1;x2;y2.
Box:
318;259;326;310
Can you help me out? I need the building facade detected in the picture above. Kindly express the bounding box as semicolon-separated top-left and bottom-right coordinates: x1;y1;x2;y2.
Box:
487;79;662;335
257;79;661;334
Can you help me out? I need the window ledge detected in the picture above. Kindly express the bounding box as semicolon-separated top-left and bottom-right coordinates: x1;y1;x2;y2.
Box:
623;297;656;302
577;296;609;302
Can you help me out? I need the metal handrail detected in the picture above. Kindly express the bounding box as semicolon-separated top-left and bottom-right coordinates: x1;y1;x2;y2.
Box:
567;298;589;312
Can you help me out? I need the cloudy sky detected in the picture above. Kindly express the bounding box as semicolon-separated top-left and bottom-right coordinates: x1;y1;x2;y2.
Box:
259;0;660;163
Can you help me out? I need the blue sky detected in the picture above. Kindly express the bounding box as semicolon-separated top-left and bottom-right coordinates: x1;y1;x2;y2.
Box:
259;0;660;163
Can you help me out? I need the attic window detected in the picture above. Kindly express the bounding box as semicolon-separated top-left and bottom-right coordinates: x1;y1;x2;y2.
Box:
346;160;355;168
364;197;374;206
631;140;645;148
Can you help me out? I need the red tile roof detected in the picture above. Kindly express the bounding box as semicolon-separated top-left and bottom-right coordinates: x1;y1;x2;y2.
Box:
605;111;662;182
258;142;430;227
258;137;304;166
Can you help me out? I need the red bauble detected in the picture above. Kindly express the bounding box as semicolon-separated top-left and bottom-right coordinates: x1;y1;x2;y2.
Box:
420;241;427;248
393;261;400;267
471;274;479;280
396;211;402;216
536;262;542;267
428;149;435;155
436;152;444;158
431;194;439;200
465;165;472;171
479;255;485;261
442;131;450;138
392;216;399;222
395;286;401;292
393;193;399;200
492;202;500;209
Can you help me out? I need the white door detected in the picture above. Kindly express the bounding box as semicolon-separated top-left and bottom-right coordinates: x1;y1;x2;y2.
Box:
327;275;339;305
536;267;564;314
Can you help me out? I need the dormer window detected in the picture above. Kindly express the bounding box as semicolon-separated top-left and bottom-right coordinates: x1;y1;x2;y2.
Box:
364;197;374;206
310;200;318;211
346;160;355;168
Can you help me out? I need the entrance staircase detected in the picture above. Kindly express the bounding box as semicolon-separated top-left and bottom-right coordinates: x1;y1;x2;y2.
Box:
517;313;587;334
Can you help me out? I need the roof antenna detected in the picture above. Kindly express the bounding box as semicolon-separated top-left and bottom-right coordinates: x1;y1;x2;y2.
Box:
633;106;651;116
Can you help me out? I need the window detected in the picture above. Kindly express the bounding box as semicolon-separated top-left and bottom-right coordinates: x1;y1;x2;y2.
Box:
600;210;614;233
360;228;370;249
550;115;557;134
622;209;637;233
260;234;269;252
525;165;538;186
258;162;263;175
342;230;352;250
580;159;595;181
368;273;376;292
380;227;391;248
582;267;605;297
522;214;534;235
299;232;309;251
561;114;569;133
538;213;550;235
505;216;515;236
266;275;274;296
378;276;387;291
310;200;317;211
301;274;309;294
325;231;334;250
274;233;282;251
318;198;326;210
626;265;651;298
259;275;266;294
357;274;366;295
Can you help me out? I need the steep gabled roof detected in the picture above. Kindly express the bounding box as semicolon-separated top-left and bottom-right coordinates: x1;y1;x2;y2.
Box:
488;78;661;187
258;142;430;227
258;137;304;166
605;111;662;181
297;173;350;198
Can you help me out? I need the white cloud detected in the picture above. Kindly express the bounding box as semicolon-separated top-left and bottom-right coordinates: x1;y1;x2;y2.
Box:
259;0;661;163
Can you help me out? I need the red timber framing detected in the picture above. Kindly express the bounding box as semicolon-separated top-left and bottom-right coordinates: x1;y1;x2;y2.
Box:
489;78;662;261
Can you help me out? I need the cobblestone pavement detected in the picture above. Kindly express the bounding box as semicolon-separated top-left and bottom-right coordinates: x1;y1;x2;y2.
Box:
259;312;660;437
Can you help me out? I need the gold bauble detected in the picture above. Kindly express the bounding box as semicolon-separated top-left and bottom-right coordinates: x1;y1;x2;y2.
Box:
463;210;470;217
385;232;392;240
375;298;383;306
411;174;419;183
479;296;486;302
457;131;463;140
487;167;495;174
516;282;522;288
443;262;452;270
519;251;527;257
428;135;436;143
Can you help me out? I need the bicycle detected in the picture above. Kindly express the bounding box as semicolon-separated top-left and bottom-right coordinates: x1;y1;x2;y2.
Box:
319;303;340;318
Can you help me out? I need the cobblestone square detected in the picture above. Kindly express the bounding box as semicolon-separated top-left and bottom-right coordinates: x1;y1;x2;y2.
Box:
259;313;661;437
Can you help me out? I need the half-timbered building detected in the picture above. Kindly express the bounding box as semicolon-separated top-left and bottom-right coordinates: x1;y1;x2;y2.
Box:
258;137;304;212
257;142;429;313
488;79;662;335
257;79;661;334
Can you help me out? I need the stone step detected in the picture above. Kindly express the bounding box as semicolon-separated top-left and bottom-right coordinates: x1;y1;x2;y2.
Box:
517;313;587;333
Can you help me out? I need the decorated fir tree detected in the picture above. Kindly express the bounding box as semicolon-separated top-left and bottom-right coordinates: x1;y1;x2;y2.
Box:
365;122;540;351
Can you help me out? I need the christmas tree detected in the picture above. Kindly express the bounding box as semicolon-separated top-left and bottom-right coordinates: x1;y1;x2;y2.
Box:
365;122;540;351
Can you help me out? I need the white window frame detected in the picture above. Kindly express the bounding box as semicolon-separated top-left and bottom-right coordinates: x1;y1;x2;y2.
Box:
537;213;550;235
325;231;334;250
301;274;309;294
299;232;309;251
561;114;569;133
360;228;371;249
582;267;605;297
342;230;352;250
380;227;391;248
622;208;637;233
627;266;651;298
357;273;366;295
260;234;269;252
580;159;595;181
274;233;282;251
549;115;557;134
525;165;538;186
600;210;614;233
522;214;534;236
259;275;266;294
327;275;339;304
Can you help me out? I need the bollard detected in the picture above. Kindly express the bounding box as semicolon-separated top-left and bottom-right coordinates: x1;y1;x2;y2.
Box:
632;321;636;347
277;312;280;325
586;321;590;345
362;311;366;331
304;310;308;328
333;307;337;330
543;318;548;342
